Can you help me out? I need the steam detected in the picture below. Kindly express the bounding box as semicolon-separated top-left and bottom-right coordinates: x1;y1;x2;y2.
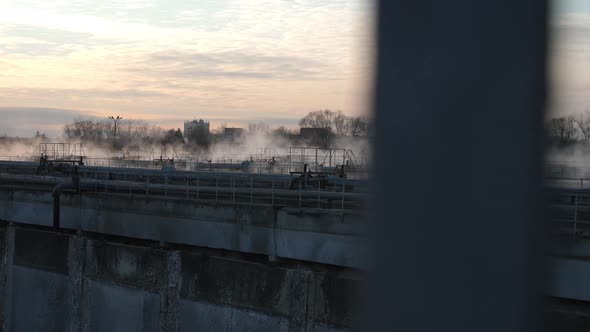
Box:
546;143;590;164
0;130;371;171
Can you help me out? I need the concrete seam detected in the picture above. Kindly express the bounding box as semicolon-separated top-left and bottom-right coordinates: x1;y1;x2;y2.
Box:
160;250;181;332
303;271;312;332
2;225;15;332
67;234;86;332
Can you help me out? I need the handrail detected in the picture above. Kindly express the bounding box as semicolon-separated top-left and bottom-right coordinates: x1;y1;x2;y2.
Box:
0;173;365;212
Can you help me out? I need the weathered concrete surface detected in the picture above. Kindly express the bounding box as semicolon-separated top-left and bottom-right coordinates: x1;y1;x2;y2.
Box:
10;266;69;331
0;222;360;331
0;188;365;268
82;280;161;332
178;300;290;332
548;256;590;302
9;228;70;332
547;238;590;302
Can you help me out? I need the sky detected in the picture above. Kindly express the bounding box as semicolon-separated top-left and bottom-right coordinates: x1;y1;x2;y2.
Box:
0;1;587;137
550;0;590;118
0;0;374;136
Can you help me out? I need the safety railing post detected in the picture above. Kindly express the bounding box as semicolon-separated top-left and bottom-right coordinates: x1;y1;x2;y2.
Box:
250;176;253;205
341;180;346;212
318;183;321;209
272;180;275;206
215;176;218;203
299;182;302;208
196;176;200;202
186;177;189;200
232;177;235;206
574;192;579;238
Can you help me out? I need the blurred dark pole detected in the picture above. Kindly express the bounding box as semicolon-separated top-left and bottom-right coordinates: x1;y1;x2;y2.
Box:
367;1;547;331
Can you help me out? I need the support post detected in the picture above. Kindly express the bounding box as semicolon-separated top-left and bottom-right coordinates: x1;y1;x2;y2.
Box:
367;0;547;330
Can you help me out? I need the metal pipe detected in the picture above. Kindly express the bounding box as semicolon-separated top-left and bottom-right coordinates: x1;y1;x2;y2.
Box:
52;182;76;228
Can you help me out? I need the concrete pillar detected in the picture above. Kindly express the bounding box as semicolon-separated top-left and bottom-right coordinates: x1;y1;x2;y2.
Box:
0;223;15;331
286;269;311;332
79;239;93;332
160;251;181;332
67;234;86;332
368;0;547;331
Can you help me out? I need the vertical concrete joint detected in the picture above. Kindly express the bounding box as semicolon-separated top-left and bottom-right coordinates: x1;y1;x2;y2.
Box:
160;250;181;332
67;234;86;332
0;224;15;331
287;269;313;332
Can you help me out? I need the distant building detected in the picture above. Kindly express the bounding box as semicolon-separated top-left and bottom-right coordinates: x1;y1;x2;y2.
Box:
299;127;332;147
184;119;209;139
184;119;210;146
223;128;245;142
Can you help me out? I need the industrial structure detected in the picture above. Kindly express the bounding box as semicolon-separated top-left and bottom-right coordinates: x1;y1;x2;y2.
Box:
223;127;245;142
7;141;368;180
0;157;365;331
183;119;210;145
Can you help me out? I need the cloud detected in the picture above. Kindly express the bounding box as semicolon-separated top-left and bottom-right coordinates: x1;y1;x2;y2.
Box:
0;42;74;57
0;107;93;136
0;0;373;132
550;13;590;116
0;24;93;44
0;23;131;56
0;87;172;100
129;50;332;80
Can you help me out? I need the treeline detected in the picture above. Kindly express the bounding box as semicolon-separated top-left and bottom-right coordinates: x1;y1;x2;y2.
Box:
62;118;299;149
548;111;590;145
299;110;370;137
63;119;185;147
61;110;371;151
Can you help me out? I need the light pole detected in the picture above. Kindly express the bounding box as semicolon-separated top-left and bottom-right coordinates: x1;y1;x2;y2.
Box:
108;115;123;149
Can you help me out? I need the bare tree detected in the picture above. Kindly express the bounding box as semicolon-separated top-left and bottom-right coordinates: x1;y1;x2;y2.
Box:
575;110;590;142
333;111;351;136
299;110;336;131
248;122;271;135
349;116;368;137
300;110;370;137
117;119;150;145
64;118;163;147
272;126;298;138
548;115;578;144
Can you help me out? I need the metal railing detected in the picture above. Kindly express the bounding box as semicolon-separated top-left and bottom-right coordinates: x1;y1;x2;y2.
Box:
547;177;590;238
0;156;369;179
0;172;365;213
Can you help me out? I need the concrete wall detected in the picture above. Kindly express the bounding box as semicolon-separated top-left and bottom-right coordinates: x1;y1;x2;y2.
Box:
0;188;365;269
547;238;590;302
0;222;360;332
